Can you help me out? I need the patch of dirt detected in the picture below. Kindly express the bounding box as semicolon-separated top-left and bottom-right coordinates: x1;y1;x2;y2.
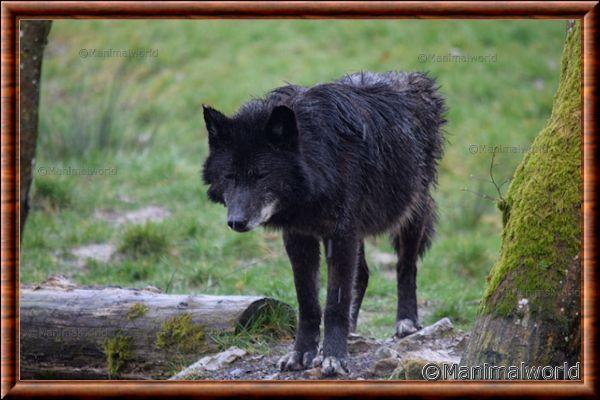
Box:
70;243;116;267
63;206;171;269
173;341;384;381
94;205;170;226
173;318;468;381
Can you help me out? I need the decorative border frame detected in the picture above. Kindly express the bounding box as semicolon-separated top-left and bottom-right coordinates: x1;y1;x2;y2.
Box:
1;2;598;398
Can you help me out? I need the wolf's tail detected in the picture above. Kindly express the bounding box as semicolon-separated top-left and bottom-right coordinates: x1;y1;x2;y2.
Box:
391;193;437;262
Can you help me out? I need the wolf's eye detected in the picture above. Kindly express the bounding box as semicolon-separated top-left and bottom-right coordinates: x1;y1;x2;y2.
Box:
256;172;268;180
224;173;235;180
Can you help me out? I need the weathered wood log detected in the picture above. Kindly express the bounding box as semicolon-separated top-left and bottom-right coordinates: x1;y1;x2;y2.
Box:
461;22;581;370
20;277;295;379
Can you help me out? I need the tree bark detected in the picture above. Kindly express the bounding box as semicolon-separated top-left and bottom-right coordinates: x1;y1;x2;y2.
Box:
461;22;581;371
20;279;295;379
19;20;52;238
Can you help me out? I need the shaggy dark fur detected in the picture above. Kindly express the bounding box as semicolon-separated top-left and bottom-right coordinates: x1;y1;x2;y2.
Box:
202;71;446;376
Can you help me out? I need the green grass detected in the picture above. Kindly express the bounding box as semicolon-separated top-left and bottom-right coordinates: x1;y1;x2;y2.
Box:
31;175;74;211
21;20;567;337
211;301;296;355
119;223;170;259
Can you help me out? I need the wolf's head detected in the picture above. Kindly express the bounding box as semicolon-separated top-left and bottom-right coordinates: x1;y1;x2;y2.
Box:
201;104;306;232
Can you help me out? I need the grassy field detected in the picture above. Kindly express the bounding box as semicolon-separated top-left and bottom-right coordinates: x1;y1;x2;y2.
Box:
22;19;566;338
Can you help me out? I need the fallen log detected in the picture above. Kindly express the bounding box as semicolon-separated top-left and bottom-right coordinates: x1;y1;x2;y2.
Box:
20;277;295;379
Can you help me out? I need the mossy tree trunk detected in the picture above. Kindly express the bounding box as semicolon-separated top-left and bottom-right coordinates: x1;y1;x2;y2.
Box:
462;22;582;369
19;20;52;238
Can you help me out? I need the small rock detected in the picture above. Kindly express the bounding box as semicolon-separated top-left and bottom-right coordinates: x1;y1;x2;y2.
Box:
370;357;400;377
380;317;465;381
394;318;454;352
229;368;243;377
398;349;460;380
405;348;459;364
374;346;399;361
170;346;246;379
199;347;246;371
416;317;454;338
347;334;381;354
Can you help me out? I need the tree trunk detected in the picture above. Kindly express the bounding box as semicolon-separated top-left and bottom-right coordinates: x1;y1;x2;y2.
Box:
19;20;52;238
20;278;295;379
461;22;581;370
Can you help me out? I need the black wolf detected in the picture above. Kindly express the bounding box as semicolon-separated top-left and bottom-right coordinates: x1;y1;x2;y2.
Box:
202;71;446;376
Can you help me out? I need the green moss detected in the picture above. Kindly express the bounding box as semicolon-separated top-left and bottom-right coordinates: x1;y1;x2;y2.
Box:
497;198;510;228
102;333;133;378
126;303;149;319
481;22;582;318
156;313;206;353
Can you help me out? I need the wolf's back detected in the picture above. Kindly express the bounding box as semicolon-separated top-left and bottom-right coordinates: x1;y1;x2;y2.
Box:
338;70;446;164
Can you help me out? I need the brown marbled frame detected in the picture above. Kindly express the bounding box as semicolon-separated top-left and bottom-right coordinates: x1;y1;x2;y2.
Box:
1;1;598;398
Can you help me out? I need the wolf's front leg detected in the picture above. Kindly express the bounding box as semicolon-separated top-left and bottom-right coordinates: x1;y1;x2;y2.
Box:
278;231;322;371
313;235;359;376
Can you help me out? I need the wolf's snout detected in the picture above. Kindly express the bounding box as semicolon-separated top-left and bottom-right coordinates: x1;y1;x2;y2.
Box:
227;218;249;232
225;188;256;232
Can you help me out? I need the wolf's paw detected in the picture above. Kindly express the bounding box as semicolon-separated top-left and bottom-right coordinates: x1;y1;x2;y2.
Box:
395;318;421;338
278;350;317;371
312;355;348;376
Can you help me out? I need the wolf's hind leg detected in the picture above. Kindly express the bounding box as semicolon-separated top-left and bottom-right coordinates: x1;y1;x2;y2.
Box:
393;199;435;338
278;230;321;371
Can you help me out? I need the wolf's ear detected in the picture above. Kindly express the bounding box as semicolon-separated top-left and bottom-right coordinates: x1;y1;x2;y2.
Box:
265;105;298;150
203;105;228;144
